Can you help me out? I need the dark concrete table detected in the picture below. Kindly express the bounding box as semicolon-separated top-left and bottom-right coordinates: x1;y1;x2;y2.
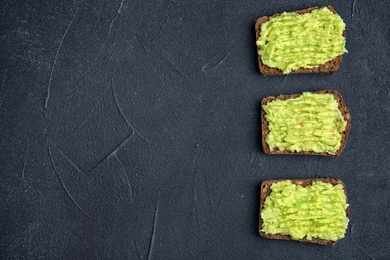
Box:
1;0;389;259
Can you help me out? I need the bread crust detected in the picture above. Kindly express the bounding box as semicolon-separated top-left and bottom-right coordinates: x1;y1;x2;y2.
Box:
255;6;346;75
261;90;351;156
259;178;350;245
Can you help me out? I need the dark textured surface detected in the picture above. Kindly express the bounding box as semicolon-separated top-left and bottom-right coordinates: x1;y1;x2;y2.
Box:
1;0;389;259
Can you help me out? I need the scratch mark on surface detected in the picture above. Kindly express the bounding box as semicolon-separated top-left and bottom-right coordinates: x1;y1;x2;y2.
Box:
201;42;237;72
20;142;30;182
149;0;176;44
149;26;164;44
191;155;201;250
117;0;125;13
192;156;200;230
7;142;39;201
203;169;214;211
0;71;6;109
105;0;125;44
64;32;115;99
149;0;175;44
111;77;154;146
135;34;149;53
134;213;144;260
216;188;228;209
115;153;134;203
72;71;94;91
48;139;86;175
250;151;258;167
94;0;106;28
158;161;186;194
1;71;5;91
48;146;96;221
144;156;191;259
201;48;227;72
154;51;189;80
136;31;186;79
65;66;101;98
110;77;133;134
351;0;356;19
89;131;133;172
45;7;79;110
349;223;353;235
147;199;159;260
106;14;117;41
304;161;309;175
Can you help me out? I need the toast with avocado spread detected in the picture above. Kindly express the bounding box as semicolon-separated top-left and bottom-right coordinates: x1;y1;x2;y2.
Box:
261;90;351;156
255;6;347;75
259;178;350;245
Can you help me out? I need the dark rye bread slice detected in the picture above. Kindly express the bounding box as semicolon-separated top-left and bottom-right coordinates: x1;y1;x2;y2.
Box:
259;178;350;245
261;90;351;156
255;5;346;75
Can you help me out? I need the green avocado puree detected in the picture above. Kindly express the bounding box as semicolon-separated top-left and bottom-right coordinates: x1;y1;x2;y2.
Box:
261;180;349;241
263;92;346;154
256;7;347;74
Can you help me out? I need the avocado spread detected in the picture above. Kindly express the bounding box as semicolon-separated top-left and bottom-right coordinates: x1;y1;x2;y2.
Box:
263;92;346;154
261;181;349;241
256;7;347;74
